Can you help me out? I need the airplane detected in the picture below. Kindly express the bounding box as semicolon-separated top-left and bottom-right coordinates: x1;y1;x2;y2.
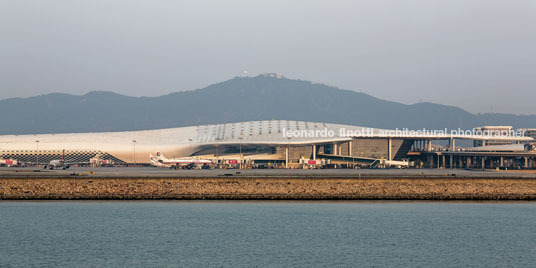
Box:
44;159;69;170
43;150;87;170
0;158;20;167
149;154;172;168
154;152;213;169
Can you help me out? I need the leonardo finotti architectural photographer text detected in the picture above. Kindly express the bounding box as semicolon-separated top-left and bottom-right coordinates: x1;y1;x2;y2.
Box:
282;127;526;138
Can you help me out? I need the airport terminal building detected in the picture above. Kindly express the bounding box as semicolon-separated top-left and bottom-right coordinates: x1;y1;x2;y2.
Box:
0;120;534;169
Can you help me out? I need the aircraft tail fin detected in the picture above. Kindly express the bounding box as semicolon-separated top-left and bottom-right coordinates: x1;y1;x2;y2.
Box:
149;154;159;166
150;153;170;168
155;152;168;161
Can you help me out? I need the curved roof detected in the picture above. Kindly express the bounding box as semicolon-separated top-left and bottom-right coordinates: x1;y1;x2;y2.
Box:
0;120;531;151
191;120;369;145
190;120;533;144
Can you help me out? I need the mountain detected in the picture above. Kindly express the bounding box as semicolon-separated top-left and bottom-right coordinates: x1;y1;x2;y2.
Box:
0;75;534;134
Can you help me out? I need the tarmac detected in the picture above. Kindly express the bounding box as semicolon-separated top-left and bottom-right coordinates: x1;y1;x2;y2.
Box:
1;166;535;178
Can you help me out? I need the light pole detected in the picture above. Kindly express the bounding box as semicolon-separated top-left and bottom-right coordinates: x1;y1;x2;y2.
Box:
35;140;39;166
238;136;243;169
216;141;220;169
286;137;291;169
132;140;136;165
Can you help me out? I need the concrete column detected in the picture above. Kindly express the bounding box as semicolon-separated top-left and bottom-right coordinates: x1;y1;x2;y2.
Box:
467;156;472;168
388;138;392;161
349;140;353;156
312;145;316;160
482;140;486;146
427;140;432;152
442;155;446;168
500;156;504;167
428;155;433;168
524;157;528;169
458;157;463;169
285;147;289;168
333;143;338;156
481;157;486;169
452;138;456;152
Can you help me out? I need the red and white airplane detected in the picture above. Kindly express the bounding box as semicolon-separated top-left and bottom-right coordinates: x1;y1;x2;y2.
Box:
44;149;89;170
0;158;20;167
153;152;213;169
149;154;172;168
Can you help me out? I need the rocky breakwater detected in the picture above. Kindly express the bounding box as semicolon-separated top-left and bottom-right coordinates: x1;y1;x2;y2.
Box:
1;177;536;200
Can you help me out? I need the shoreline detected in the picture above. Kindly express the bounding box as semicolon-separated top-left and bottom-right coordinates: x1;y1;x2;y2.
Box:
2;176;536;200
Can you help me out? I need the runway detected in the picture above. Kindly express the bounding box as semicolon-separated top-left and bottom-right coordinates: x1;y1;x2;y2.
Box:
1;166;535;178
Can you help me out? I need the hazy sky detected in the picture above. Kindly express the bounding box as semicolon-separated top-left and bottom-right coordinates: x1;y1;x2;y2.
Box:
1;0;535;114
